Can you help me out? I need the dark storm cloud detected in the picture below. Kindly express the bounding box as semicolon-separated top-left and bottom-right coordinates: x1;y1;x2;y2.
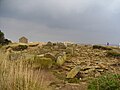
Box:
0;0;120;44
0;0;110;30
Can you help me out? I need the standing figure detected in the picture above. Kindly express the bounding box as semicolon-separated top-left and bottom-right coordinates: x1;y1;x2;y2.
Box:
107;42;109;46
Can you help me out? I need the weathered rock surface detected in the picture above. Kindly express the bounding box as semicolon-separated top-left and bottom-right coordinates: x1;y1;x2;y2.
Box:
3;42;120;90
66;66;81;78
57;56;65;66
44;53;56;61
56;52;67;66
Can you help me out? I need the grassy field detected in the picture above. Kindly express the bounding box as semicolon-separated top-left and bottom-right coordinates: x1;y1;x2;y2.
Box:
0;48;53;90
0;43;120;90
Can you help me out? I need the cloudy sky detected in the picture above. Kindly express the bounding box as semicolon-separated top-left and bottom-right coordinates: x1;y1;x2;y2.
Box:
0;0;120;44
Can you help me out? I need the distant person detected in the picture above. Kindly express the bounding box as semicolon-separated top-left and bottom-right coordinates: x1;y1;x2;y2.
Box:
107;42;109;46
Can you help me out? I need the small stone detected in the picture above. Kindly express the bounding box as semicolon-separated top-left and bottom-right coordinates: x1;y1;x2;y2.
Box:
97;69;104;72
95;72;101;77
37;54;44;57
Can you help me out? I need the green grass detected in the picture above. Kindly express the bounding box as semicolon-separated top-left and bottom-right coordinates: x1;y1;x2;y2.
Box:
88;73;120;90
107;50;120;58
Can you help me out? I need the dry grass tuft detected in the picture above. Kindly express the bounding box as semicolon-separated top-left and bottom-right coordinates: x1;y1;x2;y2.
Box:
0;51;50;90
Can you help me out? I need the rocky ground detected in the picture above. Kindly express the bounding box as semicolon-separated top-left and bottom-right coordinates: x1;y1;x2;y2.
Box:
1;42;120;90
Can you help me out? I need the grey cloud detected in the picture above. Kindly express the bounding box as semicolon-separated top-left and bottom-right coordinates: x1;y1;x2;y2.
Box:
1;0;120;44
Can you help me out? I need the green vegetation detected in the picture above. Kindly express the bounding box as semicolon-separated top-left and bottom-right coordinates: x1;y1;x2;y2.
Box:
107;50;120;58
88;73;120;90
93;45;112;50
0;30;11;45
0;30;5;44
12;44;28;51
66;78;80;83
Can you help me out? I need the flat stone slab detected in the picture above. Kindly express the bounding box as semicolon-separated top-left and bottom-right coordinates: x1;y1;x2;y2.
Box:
66;66;81;78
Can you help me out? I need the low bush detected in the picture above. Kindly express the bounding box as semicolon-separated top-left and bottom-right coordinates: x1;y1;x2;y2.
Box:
88;73;120;90
0;30;5;44
93;45;112;50
12;44;28;51
107;50;120;58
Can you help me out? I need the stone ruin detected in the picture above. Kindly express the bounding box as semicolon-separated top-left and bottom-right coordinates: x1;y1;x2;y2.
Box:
19;36;28;43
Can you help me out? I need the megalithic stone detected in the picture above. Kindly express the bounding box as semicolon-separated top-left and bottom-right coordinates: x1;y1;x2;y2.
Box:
63;52;67;60
66;66;81;78
56;56;65;66
44;53;56;61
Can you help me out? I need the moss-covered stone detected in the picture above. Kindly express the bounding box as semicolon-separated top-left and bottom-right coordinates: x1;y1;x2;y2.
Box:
66;66;81;79
62;52;67;60
33;56;53;69
44;53;56;61
56;52;67;66
56;56;64;66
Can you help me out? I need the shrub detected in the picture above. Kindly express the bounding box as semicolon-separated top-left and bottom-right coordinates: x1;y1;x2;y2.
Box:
107;50;120;58
93;45;112;50
3;39;12;45
0;30;5;44
88;73;120;90
12;44;28;51
0;31;11;45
